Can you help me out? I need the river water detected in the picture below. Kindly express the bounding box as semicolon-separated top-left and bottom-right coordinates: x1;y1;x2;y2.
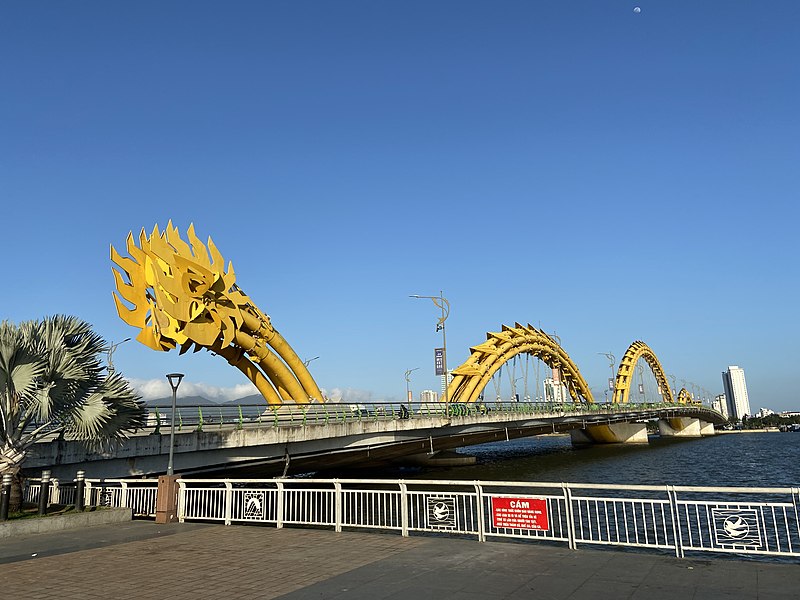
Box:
345;431;800;488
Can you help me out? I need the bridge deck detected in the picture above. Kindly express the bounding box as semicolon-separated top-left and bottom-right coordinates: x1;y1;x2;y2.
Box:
25;402;725;480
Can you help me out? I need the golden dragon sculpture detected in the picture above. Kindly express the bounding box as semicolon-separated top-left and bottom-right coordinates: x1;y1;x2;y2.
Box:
111;222;324;405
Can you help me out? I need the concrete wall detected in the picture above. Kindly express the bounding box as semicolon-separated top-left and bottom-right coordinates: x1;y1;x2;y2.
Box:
570;422;649;445
0;508;131;539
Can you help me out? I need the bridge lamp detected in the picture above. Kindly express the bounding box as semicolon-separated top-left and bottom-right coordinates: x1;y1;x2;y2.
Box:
166;373;185;476
404;367;419;414
410;292;451;419
107;337;131;373
598;352;616;402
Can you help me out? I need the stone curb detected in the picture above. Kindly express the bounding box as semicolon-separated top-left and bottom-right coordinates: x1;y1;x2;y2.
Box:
0;508;132;538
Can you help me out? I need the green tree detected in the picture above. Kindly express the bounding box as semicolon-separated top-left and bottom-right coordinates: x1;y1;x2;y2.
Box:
1;315;145;511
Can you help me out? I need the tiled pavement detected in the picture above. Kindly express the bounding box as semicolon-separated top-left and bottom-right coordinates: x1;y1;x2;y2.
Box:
1;521;798;599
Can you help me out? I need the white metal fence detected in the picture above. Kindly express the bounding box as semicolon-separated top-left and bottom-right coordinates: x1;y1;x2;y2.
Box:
24;477;800;560
24;478;159;517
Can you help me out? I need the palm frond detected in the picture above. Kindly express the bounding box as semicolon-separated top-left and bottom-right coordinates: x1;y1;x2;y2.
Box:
1;315;146;469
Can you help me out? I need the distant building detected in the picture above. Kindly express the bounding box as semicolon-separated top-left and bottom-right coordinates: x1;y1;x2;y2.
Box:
722;366;751;420
419;389;438;403
543;377;569;403
755;407;774;418
713;394;729;419
440;371;453;398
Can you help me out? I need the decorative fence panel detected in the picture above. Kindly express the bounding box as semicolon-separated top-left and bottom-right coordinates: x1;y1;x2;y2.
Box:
23;477;800;561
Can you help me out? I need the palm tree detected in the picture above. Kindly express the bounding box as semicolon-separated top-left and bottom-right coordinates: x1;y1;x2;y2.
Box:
0;315;146;511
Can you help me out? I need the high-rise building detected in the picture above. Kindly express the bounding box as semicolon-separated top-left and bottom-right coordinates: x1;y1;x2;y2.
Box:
419;389;438;403
722;366;751;420
713;394;729;419
543;377;569;402
440;372;453;398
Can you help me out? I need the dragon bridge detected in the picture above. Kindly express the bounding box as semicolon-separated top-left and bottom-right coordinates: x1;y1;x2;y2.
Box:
111;223;323;405
446;324;594;404
111;225;695;410
611;340;674;404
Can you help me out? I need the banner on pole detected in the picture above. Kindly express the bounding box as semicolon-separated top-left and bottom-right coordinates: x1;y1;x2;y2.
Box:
434;348;445;376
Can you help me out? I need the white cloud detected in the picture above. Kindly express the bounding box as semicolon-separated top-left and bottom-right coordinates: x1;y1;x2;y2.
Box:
128;379;392;405
128;378;258;402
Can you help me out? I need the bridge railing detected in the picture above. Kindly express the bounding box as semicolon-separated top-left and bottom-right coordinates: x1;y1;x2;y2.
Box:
23;476;796;559
23;478;159;517
139;400;712;432
173;478;799;560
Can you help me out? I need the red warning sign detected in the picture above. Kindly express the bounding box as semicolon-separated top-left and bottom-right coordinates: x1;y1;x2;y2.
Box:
491;496;549;530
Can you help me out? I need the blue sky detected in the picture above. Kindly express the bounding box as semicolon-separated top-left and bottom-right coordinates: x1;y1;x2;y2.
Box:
2;2;798;410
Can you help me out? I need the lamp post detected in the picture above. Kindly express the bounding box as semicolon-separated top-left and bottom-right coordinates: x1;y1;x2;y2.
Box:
303;356;320;367
166;373;184;475
410;291;451;418
598;352;615;402
404;367;419;414
512;377;522;402
107;337;131;373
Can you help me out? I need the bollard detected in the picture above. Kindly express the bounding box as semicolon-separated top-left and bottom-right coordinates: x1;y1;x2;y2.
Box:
38;470;51;516
75;470;86;512
0;474;12;521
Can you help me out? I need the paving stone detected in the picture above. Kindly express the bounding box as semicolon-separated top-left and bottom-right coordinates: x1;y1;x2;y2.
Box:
1;521;799;599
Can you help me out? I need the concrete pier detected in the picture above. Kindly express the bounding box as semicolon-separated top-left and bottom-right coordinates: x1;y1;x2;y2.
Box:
658;417;706;438
570;422;649;445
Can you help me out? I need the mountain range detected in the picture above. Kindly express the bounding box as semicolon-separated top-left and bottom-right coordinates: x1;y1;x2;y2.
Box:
144;394;266;408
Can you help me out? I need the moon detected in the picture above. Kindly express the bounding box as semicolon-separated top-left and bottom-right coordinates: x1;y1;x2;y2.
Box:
633;6;641;13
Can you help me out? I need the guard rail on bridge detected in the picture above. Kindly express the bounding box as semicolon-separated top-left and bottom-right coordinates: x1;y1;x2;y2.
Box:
140;400;713;432
24;476;799;562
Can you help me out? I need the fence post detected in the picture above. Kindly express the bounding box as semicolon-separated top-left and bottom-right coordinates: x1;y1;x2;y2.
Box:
667;485;684;558
0;474;11;521
224;481;233;526
276;481;284;529
38;470;51;516
334;480;342;533
120;481;129;509
177;480;187;523
155;475;180;523
51;478;60;504
75;471;86;512
475;482;486;542
563;483;576;550
399;482;409;537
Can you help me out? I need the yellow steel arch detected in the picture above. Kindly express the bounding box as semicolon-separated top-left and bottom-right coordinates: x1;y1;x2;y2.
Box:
111;222;324;405
676;388;692;405
447;323;594;404
611;341;674;404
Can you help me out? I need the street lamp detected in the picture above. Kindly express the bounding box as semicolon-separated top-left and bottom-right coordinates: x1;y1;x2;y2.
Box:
598;352;615;402
166;373;184;476
512;377;522;402
410;291;451;418
107;338;131;373
303;356;320;367
404;367;419;414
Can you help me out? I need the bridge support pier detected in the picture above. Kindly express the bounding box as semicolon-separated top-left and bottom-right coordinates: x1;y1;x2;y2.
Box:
699;420;715;436
657;417;708;438
570;422;649;446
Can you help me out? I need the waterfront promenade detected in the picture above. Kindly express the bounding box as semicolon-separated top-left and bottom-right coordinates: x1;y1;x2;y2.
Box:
1;521;798;599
